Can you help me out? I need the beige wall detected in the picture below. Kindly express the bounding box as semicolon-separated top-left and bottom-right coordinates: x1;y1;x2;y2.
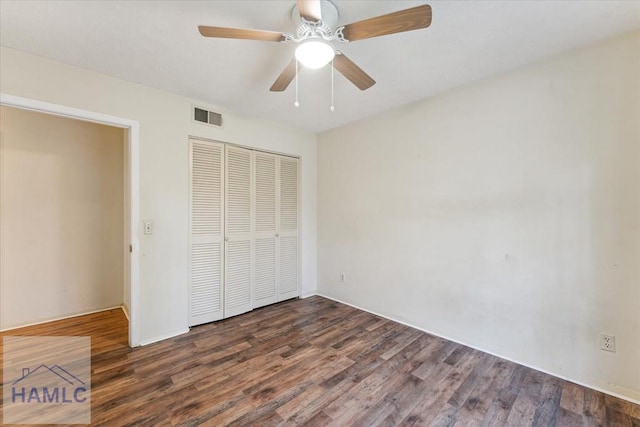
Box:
0;46;318;344
0;106;124;328
318;31;640;401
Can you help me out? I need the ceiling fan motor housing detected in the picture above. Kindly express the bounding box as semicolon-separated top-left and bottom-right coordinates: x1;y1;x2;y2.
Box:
291;0;339;30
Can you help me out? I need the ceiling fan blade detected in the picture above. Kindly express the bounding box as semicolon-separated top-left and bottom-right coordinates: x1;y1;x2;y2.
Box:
341;4;432;42
270;59;297;92
297;0;322;22
333;53;376;91
198;26;285;42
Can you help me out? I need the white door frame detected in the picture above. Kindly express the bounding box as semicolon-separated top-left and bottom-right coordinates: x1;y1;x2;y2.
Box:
0;93;140;347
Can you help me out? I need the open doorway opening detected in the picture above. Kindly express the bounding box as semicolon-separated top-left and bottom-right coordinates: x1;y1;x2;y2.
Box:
0;95;139;347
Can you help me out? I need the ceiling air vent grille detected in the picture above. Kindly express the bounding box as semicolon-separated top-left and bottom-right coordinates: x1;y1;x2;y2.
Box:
194;107;223;128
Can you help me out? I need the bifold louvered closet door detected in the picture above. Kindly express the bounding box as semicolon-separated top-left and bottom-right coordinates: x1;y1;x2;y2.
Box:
189;138;300;326
225;145;254;317
278;156;300;301
254;152;278;308
189;139;224;325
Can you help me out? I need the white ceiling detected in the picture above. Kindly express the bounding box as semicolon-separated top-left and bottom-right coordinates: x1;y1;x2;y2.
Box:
1;1;639;133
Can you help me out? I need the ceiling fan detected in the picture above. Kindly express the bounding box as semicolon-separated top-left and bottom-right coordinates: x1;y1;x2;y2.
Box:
198;0;432;92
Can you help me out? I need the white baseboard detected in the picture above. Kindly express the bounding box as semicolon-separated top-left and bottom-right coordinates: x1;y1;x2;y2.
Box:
121;304;130;321
300;291;318;299
0;305;125;332
316;292;640;406
138;328;190;346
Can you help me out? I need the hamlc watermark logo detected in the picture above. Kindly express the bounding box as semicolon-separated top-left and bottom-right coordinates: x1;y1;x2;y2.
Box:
3;336;91;424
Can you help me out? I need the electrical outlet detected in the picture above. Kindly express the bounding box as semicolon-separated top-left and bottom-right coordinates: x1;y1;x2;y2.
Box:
340;273;346;283
599;333;616;352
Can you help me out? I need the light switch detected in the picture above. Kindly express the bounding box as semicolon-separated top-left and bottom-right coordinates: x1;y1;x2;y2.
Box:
143;221;153;235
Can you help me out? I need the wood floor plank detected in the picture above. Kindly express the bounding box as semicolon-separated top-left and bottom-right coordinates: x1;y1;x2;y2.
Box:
583;388;607;426
560;380;585;416
555;406;584;427
606;407;634;427
480;364;528;426
275;384;326;420
2;297;639;426
356;337;460;427
531;374;563;426
324;337;430;425
394;347;482;426
447;351;496;408
505;369;546;426
606;393;640;419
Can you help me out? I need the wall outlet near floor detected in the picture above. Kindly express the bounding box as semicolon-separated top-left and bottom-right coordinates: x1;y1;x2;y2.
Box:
340;273;346;283
599;333;616;352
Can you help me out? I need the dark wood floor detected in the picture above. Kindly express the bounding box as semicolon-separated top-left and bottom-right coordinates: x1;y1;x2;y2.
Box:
1;296;638;426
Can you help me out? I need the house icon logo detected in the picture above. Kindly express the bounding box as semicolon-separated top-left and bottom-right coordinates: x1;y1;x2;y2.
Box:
11;364;88;404
3;336;91;424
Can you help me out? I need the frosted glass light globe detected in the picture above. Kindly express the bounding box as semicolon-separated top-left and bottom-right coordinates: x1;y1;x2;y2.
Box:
295;40;335;69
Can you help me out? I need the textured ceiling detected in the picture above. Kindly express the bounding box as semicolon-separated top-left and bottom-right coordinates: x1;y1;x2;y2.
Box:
1;1;639;133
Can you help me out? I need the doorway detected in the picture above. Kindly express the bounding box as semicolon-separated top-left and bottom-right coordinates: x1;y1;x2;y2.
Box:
0;94;139;347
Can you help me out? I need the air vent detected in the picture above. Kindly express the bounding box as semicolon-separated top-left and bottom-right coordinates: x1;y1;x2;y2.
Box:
193;107;223;128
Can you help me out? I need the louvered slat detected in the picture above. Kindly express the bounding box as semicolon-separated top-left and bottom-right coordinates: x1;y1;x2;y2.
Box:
254;238;276;307
279;236;298;294
255;153;276;233
226;148;251;234
191;243;221;315
279;157;298;231
192;143;222;235
225;240;251;311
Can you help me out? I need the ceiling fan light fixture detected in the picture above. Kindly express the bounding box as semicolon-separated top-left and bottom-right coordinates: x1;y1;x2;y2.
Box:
295;39;335;69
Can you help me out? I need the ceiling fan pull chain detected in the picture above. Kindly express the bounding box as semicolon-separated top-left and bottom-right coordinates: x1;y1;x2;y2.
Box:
294;59;300;107
330;58;335;112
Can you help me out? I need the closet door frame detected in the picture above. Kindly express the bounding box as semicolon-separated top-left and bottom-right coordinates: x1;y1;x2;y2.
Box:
188;137;301;324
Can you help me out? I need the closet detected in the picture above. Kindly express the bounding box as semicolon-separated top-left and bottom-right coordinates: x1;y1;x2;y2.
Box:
189;138;300;326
